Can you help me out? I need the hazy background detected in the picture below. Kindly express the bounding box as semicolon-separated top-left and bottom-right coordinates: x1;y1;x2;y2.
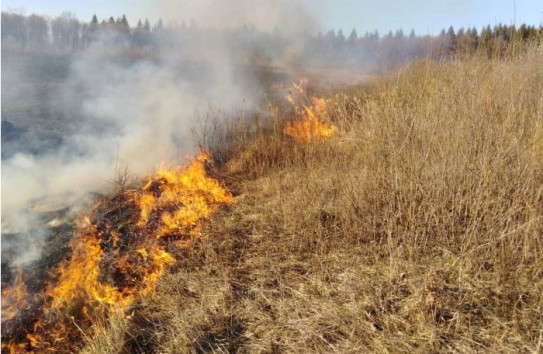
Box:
2;0;542;34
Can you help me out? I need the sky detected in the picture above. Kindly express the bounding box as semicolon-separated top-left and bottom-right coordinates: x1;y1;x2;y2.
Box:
1;0;542;35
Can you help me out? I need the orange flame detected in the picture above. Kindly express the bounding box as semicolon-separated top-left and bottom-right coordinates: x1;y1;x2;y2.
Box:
45;224;133;311
284;97;337;143
1;268;27;322
1;151;234;352
140;152;235;243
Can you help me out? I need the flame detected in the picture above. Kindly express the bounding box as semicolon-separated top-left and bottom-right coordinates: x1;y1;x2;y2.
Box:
1;268;27;322
284;97;337;143
140;152;235;243
1;151;234;352
46;225;132;311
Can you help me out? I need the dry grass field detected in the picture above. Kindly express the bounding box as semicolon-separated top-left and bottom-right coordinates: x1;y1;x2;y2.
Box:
78;44;543;353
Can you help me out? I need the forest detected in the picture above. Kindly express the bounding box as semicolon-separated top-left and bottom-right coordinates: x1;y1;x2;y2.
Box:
3;11;543;69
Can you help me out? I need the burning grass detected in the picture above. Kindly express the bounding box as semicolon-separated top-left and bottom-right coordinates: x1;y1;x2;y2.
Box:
1;152;234;352
283;97;337;143
1;268;27;323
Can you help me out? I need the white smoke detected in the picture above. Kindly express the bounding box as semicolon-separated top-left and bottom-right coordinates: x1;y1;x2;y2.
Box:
1;0;318;264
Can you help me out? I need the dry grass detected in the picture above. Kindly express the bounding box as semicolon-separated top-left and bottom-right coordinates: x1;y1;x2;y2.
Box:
82;45;543;353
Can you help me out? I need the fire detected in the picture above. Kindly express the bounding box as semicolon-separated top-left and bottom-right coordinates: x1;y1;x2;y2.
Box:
1;268;27;322
140;152;235;244
284;97;337;143
1;151;234;352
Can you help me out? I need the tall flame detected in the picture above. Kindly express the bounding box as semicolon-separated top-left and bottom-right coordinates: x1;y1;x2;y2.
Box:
1;152;234;352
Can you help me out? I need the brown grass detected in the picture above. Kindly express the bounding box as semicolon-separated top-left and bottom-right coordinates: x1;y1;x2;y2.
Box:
82;45;543;353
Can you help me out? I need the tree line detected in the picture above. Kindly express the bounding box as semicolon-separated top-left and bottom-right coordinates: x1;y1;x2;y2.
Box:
2;11;542;69
304;23;543;68
1;12;162;53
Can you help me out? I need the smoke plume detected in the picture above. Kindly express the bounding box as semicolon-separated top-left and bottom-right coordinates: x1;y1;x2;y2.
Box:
1;0;318;264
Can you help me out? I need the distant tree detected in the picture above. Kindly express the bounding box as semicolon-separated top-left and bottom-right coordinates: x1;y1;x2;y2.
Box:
2;12;27;48
80;22;90;48
133;19;151;47
67;17;81;49
116;14;130;35
89;14;98;33
81;14;97;47
457;27;464;37
467;27;479;50
471;27;478;39
517;24;528;41
337;29;346;42
348;28;358;43
51;13;69;48
153;19;164;33
409;29;416;38
324;29;336;40
144;19;151;32
120;14;129;28
26;14;48;46
480;25;492;47
446;26;456;51
447;26;455;39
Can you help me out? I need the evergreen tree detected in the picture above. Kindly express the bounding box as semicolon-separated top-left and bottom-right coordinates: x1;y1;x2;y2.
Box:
480;25;492;47
348;28;358;43
447;26;456;40
447;26;456;50
120;14;129;28
337;29;346;42
471;27;478;39
457;27;464;37
144;19;151;32
154;19;164;33
117;14;129;34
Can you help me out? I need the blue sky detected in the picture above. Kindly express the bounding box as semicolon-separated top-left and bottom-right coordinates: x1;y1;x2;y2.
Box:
2;0;542;35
